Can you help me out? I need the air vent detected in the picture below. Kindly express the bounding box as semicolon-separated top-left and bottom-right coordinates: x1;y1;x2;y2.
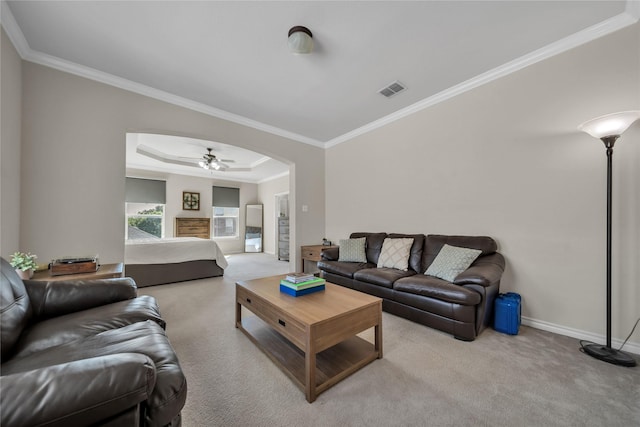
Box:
378;80;406;98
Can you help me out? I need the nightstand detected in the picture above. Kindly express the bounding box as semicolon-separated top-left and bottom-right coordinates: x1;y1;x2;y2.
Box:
300;245;338;273
31;263;124;282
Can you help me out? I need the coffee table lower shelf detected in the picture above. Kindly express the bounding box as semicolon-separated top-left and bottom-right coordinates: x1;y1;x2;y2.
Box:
239;315;378;401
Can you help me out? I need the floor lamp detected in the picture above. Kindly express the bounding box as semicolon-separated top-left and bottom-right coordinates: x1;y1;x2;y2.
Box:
578;110;640;367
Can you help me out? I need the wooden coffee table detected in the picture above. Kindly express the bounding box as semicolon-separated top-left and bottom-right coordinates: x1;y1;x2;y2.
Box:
236;275;383;403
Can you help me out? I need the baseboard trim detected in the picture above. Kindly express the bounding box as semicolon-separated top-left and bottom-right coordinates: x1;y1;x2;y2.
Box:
522;316;640;356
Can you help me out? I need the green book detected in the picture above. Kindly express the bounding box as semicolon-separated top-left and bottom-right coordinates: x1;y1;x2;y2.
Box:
280;278;325;290
281;276;324;286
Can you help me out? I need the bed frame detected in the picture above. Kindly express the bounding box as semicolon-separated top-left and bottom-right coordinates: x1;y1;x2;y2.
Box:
125;259;224;287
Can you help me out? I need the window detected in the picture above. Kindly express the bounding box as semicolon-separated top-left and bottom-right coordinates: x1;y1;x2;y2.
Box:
212;206;239;238
125;177;166;240
126;203;165;239
212;186;240;239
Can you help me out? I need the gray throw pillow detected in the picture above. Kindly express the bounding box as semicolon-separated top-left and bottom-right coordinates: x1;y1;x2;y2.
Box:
425;244;482;282
338;238;367;263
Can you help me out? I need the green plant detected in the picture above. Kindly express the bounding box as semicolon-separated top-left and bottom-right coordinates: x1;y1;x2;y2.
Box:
10;251;38;271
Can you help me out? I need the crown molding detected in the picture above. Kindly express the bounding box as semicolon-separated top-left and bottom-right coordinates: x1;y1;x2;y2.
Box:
325;11;639;148
258;170;290;185
1;1;28;53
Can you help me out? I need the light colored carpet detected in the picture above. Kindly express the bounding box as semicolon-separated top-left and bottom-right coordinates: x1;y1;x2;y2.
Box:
140;253;639;427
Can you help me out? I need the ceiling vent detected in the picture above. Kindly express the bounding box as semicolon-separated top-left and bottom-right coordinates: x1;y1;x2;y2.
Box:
378;81;406;98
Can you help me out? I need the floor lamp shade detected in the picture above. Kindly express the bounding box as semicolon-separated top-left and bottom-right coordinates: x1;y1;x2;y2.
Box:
578;110;639;367
578;111;640;139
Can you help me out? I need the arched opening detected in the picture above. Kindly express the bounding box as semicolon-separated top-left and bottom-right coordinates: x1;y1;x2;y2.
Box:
125;132;293;264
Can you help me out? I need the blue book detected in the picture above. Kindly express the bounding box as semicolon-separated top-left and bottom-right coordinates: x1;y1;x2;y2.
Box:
279;283;325;297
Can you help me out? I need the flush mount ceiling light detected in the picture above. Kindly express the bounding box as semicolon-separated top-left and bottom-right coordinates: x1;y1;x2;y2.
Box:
288;26;313;54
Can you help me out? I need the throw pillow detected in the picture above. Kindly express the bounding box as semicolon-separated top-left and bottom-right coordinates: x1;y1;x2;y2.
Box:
338;238;367;263
377;238;414;271
425;244;482;282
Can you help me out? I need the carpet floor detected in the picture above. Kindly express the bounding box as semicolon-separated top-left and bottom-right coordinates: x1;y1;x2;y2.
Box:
140;253;639;427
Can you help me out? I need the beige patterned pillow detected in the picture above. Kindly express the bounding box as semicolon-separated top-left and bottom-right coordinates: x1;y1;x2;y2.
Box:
425;244;482;282
338;238;367;263
377;238;414;271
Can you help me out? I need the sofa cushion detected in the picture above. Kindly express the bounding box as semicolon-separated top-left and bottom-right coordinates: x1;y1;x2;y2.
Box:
11;295;165;360
338;237;367;262
425;244;482;282
350;232;387;264
377;238;414;271
394;275;482;305
389;233;425;272
317;260;373;278
2;320;187;427
423;235;497;272
354;267;416;289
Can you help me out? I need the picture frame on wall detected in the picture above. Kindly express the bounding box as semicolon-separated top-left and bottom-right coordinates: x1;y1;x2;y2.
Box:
183;191;200;211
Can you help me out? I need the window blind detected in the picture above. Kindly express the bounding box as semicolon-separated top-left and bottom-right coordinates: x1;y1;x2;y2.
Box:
212;186;239;208
125;178;166;203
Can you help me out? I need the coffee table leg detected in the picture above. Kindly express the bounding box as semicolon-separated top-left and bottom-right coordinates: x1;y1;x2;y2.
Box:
375;321;383;358
236;301;241;328
305;335;316;402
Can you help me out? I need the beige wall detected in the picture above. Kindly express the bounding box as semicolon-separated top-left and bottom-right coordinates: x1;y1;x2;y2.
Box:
19;61;325;268
1;28;22;259
326;24;640;348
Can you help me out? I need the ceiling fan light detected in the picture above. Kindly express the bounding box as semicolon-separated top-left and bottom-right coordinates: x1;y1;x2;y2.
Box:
288;26;313;54
578;111;640;139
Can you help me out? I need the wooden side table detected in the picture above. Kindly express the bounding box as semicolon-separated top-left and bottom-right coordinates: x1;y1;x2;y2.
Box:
300;245;338;273
31;263;124;282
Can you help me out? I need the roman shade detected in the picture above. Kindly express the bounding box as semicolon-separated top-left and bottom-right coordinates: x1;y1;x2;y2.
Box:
125;178;166;204
212;186;239;208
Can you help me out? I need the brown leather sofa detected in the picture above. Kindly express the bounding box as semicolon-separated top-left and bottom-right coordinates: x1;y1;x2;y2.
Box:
0;257;187;426
318;233;506;341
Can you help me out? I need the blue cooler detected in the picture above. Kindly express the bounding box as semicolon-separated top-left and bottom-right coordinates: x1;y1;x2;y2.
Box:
494;292;521;335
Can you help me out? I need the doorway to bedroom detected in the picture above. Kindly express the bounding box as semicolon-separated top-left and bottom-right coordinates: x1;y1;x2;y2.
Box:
125;132;291;259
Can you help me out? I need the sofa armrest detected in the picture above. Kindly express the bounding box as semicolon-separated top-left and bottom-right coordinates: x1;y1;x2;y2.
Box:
321;247;339;261
453;253;505;287
24;277;138;320
1;353;156;427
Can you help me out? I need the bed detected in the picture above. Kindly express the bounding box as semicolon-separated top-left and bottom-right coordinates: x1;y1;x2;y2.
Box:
125;237;228;287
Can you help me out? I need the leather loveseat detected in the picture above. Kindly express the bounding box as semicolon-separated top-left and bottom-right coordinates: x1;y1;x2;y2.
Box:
0;257;187;426
318;233;506;341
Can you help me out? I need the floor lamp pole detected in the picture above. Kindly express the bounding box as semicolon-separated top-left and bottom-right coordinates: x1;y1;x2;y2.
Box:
578;111;640;367
580;133;636;367
605;138;614;349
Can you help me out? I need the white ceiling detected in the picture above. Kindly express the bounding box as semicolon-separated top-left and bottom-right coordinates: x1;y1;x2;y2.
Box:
3;1;636;180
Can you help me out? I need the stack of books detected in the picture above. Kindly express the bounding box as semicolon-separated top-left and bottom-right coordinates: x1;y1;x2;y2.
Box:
280;273;325;297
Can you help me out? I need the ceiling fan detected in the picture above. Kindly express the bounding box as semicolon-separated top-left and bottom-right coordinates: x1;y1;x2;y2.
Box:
198;148;234;171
